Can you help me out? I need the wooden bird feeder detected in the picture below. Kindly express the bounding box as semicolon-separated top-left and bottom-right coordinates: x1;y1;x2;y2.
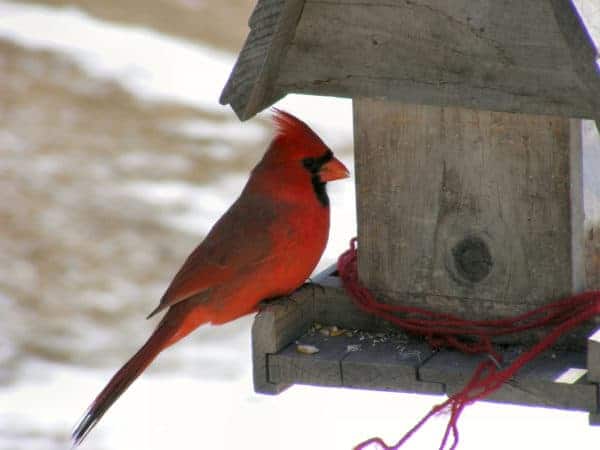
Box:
220;0;600;423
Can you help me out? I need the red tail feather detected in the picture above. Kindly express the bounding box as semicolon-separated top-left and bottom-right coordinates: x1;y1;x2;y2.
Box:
71;322;176;446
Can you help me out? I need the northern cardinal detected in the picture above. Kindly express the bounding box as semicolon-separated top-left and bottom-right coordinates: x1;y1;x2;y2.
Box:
71;109;349;445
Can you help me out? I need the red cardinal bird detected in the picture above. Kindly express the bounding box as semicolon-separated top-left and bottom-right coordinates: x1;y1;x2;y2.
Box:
71;109;349;445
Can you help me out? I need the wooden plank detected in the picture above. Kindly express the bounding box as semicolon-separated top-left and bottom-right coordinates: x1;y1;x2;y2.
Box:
419;348;598;411
274;0;600;119
586;310;600;423
252;284;315;394
571;117;586;292
342;337;443;394
260;294;597;412
268;330;350;386
308;265;382;331
219;0;305;120
353;99;588;344
269;325;444;393
588;328;600;383
510;350;597;412
313;284;380;332
252;268;381;394
253;273;599;416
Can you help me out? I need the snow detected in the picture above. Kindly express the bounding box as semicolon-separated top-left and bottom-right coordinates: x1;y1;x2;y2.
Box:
1;355;598;450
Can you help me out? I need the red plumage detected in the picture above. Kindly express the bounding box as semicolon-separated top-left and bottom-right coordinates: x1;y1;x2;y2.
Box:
272;108;328;151
72;109;349;446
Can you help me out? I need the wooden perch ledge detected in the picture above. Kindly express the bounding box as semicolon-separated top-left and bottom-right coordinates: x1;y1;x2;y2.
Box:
252;266;600;423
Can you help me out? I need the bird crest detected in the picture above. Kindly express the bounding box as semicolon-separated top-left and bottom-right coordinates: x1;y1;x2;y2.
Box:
271;108;329;158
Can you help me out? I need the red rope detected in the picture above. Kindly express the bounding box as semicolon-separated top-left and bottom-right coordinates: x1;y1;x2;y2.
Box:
337;238;600;450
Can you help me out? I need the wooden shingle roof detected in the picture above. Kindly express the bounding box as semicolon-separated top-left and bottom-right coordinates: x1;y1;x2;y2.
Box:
220;0;600;121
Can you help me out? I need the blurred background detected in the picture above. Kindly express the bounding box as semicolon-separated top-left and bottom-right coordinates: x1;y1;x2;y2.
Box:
1;1;600;449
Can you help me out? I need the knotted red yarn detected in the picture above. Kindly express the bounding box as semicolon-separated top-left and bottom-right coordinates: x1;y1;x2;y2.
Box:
336;238;600;450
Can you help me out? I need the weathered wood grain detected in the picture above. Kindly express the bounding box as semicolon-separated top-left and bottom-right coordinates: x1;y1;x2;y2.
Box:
252;284;315;394
219;0;305;120
354;99;588;344
221;0;599;119
252;280;379;393
588;328;600;383
258;293;598;413
419;347;598;411
342;338;443;394
252;274;599;418
276;0;599;119
223;0;600;124
269;325;444;393
269;331;350;386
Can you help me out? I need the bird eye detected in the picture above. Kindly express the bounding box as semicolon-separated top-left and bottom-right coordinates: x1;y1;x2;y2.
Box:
302;157;317;171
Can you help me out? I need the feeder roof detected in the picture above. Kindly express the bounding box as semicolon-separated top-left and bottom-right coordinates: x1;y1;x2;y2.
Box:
220;0;600;121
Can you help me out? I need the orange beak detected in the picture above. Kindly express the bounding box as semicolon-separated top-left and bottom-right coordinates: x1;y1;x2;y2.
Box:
319;156;350;182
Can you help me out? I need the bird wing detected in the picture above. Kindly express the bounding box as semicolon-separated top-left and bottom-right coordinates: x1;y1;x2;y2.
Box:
147;194;278;318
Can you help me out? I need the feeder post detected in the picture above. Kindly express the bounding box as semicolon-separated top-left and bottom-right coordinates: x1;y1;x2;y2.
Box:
354;99;585;338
